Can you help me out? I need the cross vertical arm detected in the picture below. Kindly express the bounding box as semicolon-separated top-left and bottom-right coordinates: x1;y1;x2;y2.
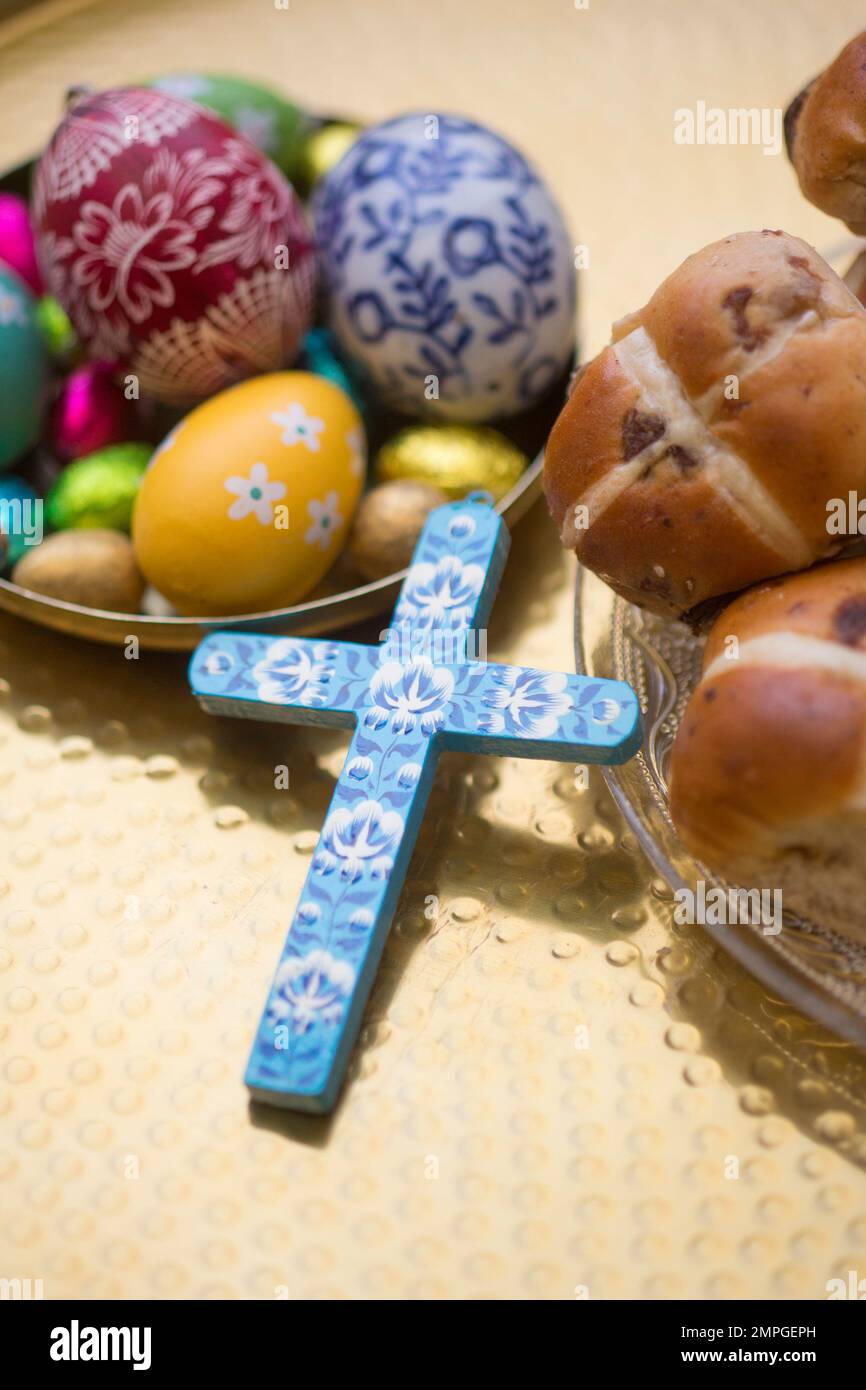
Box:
245;722;439;1112
386;494;511;658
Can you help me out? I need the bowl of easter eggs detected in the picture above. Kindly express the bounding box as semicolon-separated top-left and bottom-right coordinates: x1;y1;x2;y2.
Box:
0;82;577;648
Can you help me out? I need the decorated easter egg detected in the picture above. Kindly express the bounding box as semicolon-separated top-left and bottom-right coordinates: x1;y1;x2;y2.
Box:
0;474;39;567
132;371;366;614
32;86;316;405
147;73;305;181
46;441;152;532
313;112;576;422
0;193;42;296
48;362;141;462
0;263;48;468
375;422;527;500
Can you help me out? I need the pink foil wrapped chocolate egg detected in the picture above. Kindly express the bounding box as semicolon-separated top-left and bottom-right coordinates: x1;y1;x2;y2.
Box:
48;361;141;462
32;86;316;404
0;193;42;296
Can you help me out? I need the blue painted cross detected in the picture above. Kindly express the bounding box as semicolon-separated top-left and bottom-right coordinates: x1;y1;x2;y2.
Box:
189;498;640;1113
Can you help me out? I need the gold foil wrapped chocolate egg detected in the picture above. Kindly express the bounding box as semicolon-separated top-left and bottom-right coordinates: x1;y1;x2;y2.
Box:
347;480;448;581
375;423;528;501
296;121;363;193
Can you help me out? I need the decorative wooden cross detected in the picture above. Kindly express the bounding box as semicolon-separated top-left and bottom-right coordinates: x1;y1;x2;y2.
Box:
189;498;640;1113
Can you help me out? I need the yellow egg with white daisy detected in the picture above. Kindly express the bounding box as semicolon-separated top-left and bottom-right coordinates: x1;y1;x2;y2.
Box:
132;372;366;614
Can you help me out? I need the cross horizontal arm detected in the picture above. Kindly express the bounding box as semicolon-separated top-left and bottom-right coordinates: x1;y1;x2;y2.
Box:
189;632;380;727
437;663;642;764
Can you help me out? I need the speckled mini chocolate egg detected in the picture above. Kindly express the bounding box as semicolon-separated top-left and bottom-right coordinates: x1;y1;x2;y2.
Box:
32;86;316;405
13;528;145;612
313;112;576;422
132;371;366;614
347;480;447;581
0;263;48;468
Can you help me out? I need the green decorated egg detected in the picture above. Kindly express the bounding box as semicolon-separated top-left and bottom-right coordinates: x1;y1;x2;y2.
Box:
147;72;305;180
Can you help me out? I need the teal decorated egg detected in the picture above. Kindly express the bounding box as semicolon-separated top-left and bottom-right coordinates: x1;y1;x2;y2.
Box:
147;72;305;180
0;474;39;567
0;265;48;468
301;326;368;416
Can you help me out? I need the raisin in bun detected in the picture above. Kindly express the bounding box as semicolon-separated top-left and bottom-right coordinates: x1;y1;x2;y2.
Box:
543;230;866;620
669;558;866;942
785;31;866;232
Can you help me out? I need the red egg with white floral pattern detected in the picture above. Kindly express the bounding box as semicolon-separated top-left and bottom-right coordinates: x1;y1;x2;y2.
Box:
32;86;316;404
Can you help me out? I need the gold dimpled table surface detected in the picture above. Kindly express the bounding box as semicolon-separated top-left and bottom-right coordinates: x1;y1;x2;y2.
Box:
3;0;866;1301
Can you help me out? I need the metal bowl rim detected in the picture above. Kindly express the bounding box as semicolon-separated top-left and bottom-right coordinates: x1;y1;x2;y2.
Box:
2;449;542;638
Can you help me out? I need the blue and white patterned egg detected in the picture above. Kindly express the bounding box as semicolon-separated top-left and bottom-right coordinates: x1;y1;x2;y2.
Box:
313;113;576;422
0;264;48;469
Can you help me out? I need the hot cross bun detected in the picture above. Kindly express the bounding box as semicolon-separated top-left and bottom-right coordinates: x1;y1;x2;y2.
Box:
543;230;866;619
669;557;866;941
785;30;866;233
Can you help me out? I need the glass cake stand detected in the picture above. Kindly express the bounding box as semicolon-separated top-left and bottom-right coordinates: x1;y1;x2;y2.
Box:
575;565;866;1046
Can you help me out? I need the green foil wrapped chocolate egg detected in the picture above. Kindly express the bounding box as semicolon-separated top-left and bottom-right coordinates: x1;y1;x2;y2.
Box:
46;442;152;533
147;72;306;180
35;294;78;364
375;423;528;501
